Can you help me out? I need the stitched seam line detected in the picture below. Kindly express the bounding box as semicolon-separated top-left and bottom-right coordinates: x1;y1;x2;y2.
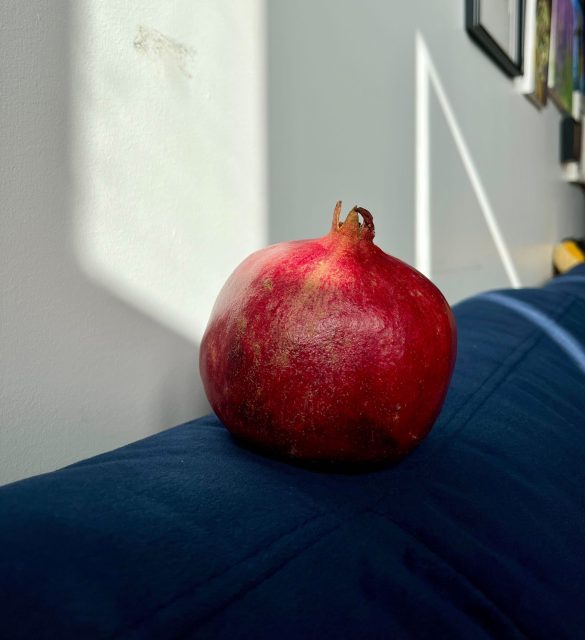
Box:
421;296;577;458
188;506;527;640
442;292;575;425
366;509;529;640
436;311;547;427
176;496;391;638
109;510;329;639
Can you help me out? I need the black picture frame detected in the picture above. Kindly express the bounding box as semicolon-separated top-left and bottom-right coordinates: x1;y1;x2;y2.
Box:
560;117;582;164
466;0;524;78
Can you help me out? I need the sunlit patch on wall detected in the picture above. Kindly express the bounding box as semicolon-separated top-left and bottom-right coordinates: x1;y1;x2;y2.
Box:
70;0;267;344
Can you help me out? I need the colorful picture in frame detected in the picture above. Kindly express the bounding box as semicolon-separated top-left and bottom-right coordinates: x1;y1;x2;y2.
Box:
572;0;585;117
548;0;574;113
533;0;553;106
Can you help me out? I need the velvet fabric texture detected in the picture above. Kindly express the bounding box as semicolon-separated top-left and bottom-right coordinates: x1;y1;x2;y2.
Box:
1;266;585;639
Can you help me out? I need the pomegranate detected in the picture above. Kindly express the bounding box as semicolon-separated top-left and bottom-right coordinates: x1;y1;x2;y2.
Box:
199;202;456;467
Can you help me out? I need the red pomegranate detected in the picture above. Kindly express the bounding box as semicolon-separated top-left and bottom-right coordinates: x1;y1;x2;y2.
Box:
200;202;456;467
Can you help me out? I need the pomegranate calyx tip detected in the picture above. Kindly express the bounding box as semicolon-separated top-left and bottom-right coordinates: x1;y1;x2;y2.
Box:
330;201;375;241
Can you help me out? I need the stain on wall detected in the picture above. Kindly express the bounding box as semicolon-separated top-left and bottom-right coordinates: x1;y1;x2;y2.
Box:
134;25;195;78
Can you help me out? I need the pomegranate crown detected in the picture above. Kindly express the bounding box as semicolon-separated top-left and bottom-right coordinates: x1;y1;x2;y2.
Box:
330;201;375;242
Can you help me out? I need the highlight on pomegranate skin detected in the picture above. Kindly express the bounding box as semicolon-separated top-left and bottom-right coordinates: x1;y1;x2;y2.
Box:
199;202;457;467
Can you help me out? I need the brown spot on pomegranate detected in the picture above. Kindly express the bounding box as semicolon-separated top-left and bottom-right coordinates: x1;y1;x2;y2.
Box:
236;317;247;333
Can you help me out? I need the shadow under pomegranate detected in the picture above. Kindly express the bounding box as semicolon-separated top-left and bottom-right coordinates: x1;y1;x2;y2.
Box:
228;431;405;475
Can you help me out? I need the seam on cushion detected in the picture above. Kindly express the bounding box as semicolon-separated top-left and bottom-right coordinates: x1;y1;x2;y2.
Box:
419;297;577;461
110;512;350;639
364;509;529;640
186;506;526;640
175;497;393;639
114;488;397;639
435;319;542;429
109;509;331;639
439;293;575;427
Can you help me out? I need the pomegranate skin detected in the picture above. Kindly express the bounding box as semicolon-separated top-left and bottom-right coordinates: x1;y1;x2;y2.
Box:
199;203;456;466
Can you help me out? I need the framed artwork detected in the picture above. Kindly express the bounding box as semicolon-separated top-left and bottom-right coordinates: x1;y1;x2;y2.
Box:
515;0;552;107
548;0;575;114
571;0;584;117
560;116;585;184
533;0;553;106
466;0;525;77
560;116;582;163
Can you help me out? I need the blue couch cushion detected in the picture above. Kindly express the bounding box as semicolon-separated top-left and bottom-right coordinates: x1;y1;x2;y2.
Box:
1;266;585;639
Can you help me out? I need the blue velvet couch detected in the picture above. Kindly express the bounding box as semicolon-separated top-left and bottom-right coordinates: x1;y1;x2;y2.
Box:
1;266;584;639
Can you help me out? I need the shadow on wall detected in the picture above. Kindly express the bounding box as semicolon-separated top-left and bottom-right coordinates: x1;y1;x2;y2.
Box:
0;1;208;485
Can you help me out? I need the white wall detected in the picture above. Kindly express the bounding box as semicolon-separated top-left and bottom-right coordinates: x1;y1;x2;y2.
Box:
267;0;584;301
1;0;583;486
71;1;267;343
0;0;266;486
